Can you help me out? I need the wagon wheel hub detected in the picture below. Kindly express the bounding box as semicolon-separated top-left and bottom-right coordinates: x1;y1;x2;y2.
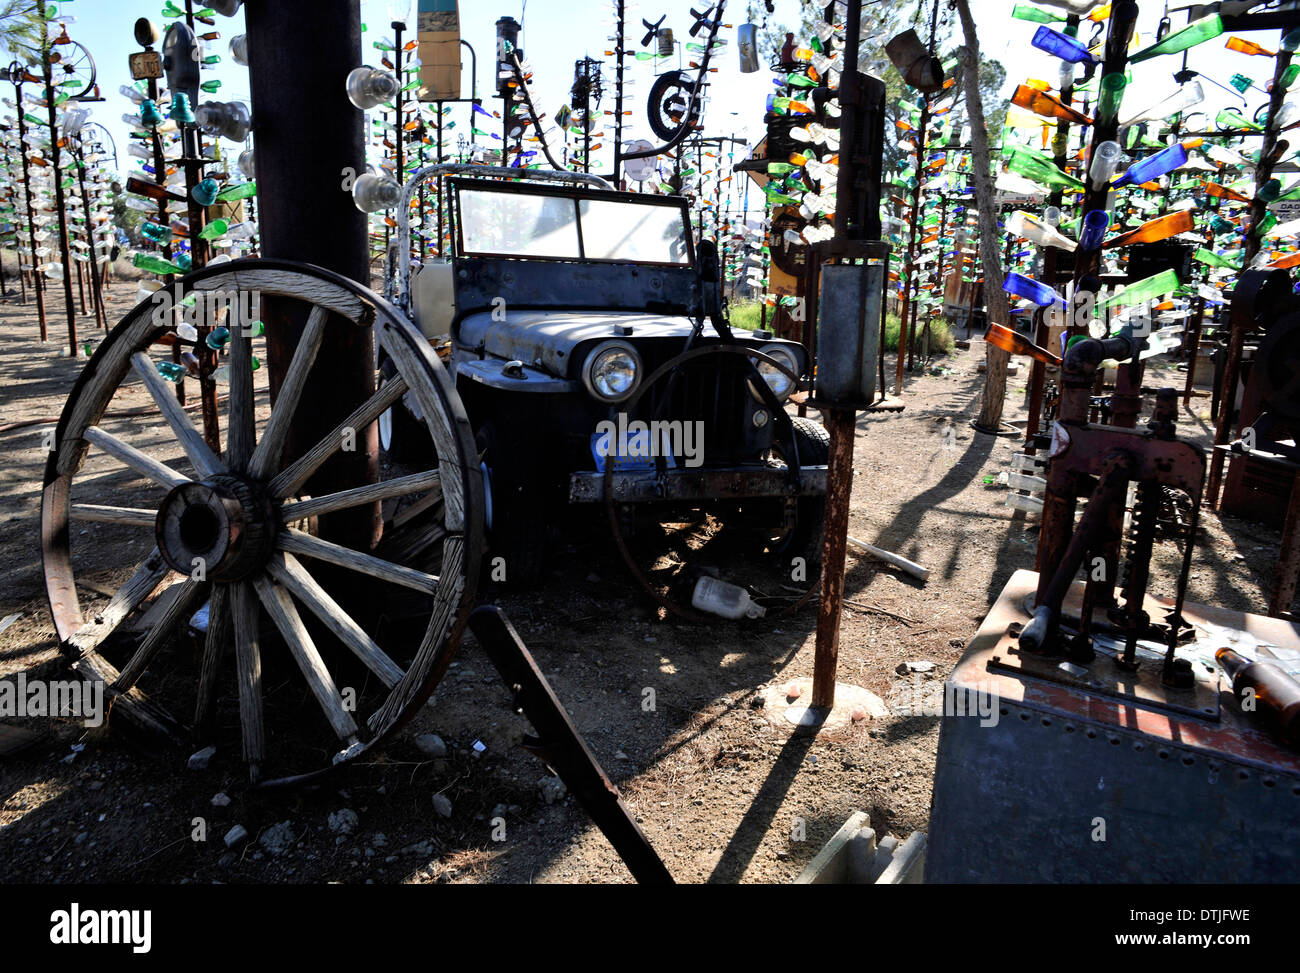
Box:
154;474;276;581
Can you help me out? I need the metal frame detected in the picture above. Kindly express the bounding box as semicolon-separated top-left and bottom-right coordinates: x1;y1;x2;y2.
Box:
448;176;696;268
393;164;613;309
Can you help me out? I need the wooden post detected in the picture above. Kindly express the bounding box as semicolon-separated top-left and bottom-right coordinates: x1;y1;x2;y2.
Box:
813;404;855;710
11;81;41;323
245;0;377;550
38;0;77;356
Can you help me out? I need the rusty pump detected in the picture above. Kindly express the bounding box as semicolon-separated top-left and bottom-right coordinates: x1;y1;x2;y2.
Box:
1018;324;1206;687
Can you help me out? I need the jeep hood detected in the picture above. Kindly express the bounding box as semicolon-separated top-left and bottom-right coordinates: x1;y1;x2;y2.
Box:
456;310;700;378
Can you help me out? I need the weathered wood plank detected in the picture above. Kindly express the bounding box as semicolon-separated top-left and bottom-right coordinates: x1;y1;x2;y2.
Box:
267;375;408;498
277;527;438;594
194;584;229;731
113;579;207;691
250;572;359;740
226;310;256;474
70;503;156;527
229;580;264;777
279;470;440;523
266;553;404;688
82;426;189;490
67;548;173;657
130;351;224;479
248;305;329;480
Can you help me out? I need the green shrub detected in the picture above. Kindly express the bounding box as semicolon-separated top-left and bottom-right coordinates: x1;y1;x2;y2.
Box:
727;304;954;356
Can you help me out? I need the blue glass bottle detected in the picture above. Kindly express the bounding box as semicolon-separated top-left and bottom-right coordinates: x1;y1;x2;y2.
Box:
1110;142;1188;188
1003;271;1067;308
1031;26;1100;65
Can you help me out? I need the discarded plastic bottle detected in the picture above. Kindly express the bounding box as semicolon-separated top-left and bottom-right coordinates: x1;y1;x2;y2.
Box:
1003;271;1067;308
1111;142;1187;188
1217;648;1300;749
1031;25;1100;64
691;576;766;620
1130;13;1223;63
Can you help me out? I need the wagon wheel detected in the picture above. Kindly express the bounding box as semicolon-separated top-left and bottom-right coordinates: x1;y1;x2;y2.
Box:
51;40;96;99
41;259;483;786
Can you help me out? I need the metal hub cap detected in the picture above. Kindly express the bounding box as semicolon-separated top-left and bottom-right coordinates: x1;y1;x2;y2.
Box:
155;474;274;580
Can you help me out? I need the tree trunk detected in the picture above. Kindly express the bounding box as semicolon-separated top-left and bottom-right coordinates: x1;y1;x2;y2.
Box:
955;0;1011;432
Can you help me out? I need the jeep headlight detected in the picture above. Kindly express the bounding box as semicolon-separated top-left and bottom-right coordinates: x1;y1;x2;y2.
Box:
582;340;641;402
752;343;799;402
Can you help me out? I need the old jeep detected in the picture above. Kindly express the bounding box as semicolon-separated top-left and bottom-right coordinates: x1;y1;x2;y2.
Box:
384;168;826;585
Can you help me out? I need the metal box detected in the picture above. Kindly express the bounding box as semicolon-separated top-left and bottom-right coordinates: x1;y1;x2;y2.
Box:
926;569;1300;883
815;262;883;408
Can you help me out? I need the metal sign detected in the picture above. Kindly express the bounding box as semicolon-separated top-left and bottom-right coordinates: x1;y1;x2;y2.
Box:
129;50;162;81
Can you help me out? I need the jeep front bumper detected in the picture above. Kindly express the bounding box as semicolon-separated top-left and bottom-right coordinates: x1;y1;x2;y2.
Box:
568;465;827;503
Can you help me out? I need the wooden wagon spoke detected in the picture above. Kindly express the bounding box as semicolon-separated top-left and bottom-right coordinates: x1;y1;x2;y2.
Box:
130;351;225;479
67;548;173;656
278;470;441;523
265;553;404;688
247;305;329;480
229;580;265;780
112;579;208;692
277;526;439;594
70;503;156;526
194;585;230;731
226;316;257;475
267;375;408;499
250;572;360;742
83;425;190;490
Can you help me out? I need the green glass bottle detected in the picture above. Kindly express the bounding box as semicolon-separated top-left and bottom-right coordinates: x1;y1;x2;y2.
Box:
1012;3;1063;23
1217;108;1264;132
216;182;257;202
1193;247;1241;269
1006;146;1085;192
1101;268;1180;308
1096;73;1127;125
1129;13;1224;63
132;251;186;276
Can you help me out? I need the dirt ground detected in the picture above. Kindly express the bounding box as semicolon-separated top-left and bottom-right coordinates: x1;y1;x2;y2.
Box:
0;274;1282;884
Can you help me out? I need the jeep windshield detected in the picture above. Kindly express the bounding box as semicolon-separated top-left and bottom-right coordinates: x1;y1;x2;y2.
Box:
453;179;693;266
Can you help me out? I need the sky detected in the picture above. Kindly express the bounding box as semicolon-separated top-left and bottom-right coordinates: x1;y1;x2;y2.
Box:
39;0;1296;214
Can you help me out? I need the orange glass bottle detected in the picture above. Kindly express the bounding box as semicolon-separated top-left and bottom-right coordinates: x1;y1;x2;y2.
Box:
1204;180;1252;203
1011;83;1093;126
1103;210;1195;248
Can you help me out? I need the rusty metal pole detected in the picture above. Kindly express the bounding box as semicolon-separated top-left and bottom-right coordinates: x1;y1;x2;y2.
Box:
245;0;377;550
38;1;78;356
811;0;880;713
13;77;46;338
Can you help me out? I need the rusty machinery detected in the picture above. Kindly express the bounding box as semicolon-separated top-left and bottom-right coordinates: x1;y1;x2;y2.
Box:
1017;324;1207;690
